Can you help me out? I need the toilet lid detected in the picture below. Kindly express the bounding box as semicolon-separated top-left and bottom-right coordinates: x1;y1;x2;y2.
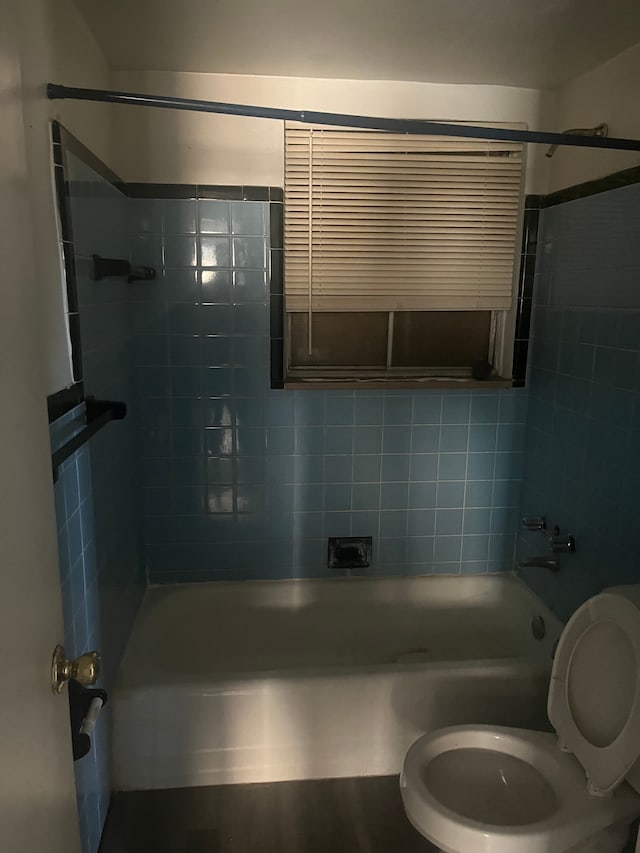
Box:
548;591;640;794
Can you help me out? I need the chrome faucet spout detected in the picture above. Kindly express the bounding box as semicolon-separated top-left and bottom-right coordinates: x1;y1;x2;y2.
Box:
517;557;559;572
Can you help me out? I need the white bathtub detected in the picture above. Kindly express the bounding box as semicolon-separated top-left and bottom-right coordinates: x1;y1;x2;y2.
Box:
112;574;561;790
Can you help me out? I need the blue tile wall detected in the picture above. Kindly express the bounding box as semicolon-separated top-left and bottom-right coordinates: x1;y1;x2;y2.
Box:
50;406;109;853
517;181;640;621
134;196;529;582
69;153;145;682
52;155;146;853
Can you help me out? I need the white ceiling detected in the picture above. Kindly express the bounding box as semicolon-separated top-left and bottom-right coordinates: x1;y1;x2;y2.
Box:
74;0;640;89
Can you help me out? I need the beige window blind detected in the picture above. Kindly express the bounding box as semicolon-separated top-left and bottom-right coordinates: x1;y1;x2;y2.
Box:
284;122;524;313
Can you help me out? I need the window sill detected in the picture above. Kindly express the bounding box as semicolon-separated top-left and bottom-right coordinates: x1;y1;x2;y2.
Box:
284;377;513;391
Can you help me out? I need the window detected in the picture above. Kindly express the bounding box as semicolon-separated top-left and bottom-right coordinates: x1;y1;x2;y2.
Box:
283;122;524;386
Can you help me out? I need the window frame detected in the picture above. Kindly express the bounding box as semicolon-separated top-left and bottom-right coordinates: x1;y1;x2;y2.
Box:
282;121;527;389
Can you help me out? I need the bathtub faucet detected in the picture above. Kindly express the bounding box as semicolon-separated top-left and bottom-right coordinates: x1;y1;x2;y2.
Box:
516;557;559;572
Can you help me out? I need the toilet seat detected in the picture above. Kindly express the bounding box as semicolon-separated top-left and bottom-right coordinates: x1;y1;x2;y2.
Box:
401;725;640;853
548;591;640;794
401;588;640;853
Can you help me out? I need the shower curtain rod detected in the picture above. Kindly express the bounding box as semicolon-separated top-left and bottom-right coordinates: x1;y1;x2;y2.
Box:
47;83;640;152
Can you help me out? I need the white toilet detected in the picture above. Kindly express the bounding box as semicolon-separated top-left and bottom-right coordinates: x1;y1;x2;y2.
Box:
401;585;640;853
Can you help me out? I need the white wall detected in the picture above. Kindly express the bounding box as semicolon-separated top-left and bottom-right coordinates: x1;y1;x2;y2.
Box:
111;70;553;194
549;41;640;192
19;0;116;395
0;1;81;848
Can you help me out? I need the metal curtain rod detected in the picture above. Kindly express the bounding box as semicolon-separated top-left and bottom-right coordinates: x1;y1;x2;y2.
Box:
47;83;640;153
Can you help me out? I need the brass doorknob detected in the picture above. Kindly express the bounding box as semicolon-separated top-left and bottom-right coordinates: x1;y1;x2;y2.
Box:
51;644;101;694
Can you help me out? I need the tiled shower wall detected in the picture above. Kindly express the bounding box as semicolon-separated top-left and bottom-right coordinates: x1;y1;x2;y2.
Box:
49;154;146;853
517;181;640;621
133;194;529;582
69;153;146;677
50;408;108;853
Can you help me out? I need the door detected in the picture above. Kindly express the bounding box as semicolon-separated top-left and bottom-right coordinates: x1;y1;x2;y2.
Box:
0;2;80;851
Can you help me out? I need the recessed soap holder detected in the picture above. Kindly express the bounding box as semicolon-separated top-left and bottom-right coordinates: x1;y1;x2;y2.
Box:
328;536;372;569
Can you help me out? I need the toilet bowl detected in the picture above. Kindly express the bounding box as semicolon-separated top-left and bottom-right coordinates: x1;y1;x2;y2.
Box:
401;725;639;853
401;586;640;853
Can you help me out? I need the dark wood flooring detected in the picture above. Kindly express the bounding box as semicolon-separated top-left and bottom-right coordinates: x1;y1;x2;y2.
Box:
99;775;438;853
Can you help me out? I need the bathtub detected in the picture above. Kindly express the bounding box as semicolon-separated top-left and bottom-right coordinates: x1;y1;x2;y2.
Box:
112;573;561;790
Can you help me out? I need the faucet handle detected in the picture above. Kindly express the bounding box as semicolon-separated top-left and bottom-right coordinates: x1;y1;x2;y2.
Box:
549;534;576;553
522;515;546;531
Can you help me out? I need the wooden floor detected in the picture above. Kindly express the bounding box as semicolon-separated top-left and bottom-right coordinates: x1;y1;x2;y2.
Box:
99;775;438;853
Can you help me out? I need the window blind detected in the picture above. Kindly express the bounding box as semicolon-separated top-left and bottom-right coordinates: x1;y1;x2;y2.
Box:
284;122;524;313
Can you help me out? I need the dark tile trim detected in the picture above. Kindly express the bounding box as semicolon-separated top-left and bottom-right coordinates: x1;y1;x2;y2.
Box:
515;297;532;339
61;244;78;314
544;163;640;208
196;185;243;200
53;164;73;245
511;195;540;386
520;256;536;300
269;203;284;251
270;248;283;294
243;185;269;201
269;203;285;389
125;183;284;202
521;208;539;256
271;338;285;390
512;339;529;380
126;182;198;199
52;141;64;167
47;383;85;424
54;121;124;189
68;314;83;381
270;293;284;339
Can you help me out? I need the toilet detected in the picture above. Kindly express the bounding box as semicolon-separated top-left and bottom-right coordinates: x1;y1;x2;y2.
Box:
401;585;640;853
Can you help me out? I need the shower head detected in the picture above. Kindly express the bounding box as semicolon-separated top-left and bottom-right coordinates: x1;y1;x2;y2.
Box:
545;123;608;158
